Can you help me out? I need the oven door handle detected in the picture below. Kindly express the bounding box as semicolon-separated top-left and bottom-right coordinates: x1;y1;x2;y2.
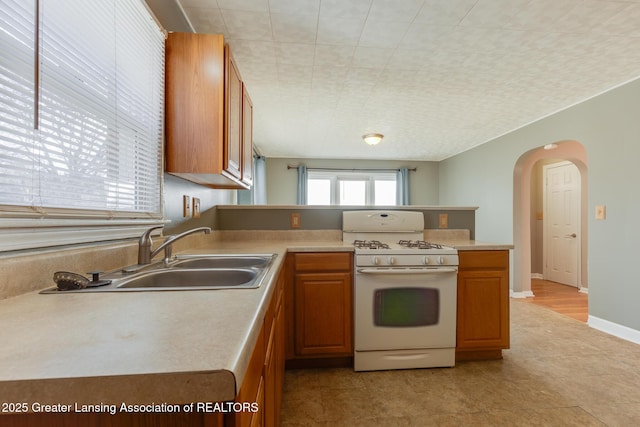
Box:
356;267;458;274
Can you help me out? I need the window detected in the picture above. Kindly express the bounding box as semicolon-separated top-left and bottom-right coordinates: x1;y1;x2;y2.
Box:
307;171;397;206
0;0;165;251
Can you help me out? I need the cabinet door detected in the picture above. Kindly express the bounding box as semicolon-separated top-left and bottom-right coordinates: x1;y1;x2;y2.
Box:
274;294;285;424
241;84;253;186
228;322;265;427
165;33;224;175
224;45;242;181
294;272;353;356
263;319;276;427
457;268;509;350
264;267;285;427
249;376;264;427
264;295;284;427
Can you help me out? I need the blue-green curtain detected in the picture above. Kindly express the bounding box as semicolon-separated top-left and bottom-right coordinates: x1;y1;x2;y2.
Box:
253;155;266;204
396;167;409;205
296;165;307;205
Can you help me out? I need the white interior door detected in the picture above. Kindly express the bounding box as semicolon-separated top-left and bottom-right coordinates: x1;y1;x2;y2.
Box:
544;161;580;287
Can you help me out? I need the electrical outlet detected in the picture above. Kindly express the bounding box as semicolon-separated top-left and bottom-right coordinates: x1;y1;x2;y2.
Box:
595;205;606;220
183;195;191;217
192;197;201;218
290;213;301;229
439;213;448;229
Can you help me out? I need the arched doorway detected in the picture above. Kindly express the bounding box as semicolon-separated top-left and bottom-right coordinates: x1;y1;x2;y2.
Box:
512;141;588;297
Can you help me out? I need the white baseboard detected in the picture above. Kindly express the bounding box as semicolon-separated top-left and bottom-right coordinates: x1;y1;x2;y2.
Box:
511;274;542;298
510;290;534;298
588;315;640;345
579;287;589;294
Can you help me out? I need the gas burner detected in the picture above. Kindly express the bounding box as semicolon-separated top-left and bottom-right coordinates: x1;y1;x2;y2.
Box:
353;240;390;250
397;240;444;249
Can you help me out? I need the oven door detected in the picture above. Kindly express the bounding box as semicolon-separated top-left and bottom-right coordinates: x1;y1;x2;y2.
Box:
354;267;457;351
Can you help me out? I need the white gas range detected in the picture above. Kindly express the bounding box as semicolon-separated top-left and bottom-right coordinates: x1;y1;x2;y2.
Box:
343;210;459;371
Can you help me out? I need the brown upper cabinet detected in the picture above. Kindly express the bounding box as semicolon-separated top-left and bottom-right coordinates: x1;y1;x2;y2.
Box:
165;33;252;189
241;84;253;187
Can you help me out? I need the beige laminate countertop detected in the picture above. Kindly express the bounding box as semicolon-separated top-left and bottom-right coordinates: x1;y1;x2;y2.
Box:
0;238;508;407
0;240;351;407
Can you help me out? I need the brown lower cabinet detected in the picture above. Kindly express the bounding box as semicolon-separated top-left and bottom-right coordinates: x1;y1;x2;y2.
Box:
285;252;354;368
226;265;285;427
456;250;510;361
3;267;286;427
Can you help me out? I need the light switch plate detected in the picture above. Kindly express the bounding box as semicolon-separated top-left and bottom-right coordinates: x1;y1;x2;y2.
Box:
183;195;191;217
290;213;301;229
595;205;606;220
439;213;448;229
192;197;201;218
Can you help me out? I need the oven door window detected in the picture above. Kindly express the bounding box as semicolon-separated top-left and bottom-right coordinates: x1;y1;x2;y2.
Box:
374;287;439;327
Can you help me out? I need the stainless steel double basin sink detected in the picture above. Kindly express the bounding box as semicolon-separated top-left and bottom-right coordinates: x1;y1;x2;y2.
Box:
42;254;276;293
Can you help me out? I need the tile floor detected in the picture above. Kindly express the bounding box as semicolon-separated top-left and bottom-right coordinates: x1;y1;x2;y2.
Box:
281;299;640;426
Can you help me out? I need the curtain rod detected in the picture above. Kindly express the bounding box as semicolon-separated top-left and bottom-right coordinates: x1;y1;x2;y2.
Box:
287;165;417;172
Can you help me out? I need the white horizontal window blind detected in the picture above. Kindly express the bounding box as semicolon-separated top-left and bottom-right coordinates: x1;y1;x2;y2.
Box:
0;0;165;251
37;0;164;213
0;0;37;207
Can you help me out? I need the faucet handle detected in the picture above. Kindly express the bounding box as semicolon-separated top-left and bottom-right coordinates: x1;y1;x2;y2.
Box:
139;225;164;243
138;225;164;265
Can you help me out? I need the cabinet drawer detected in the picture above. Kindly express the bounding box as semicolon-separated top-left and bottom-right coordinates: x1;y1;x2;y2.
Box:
294;252;352;272
459;250;508;270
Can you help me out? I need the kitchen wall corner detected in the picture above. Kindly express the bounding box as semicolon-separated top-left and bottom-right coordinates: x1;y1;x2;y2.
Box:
163;174;236;233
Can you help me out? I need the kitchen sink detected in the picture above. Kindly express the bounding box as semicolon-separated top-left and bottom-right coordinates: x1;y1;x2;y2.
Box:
41;253;277;293
170;255;272;269
116;268;259;290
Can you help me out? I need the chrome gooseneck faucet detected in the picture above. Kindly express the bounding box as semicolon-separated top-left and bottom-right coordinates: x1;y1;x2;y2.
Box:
137;226;212;265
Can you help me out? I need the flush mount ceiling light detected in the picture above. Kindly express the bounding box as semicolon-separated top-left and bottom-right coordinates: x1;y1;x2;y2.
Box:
363;133;383;146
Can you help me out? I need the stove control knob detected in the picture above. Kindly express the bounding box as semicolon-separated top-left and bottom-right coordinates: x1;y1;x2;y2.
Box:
422;256;430;265
387;256;396;265
372;256;380;266
438;256;445;265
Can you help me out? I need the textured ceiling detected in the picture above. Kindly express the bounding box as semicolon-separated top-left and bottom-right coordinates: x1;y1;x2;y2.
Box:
175;0;640;161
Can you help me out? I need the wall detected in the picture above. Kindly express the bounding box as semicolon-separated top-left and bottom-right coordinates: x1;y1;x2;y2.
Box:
163;174;236;233
216;206;476;237
265;158;439;205
438;76;640;334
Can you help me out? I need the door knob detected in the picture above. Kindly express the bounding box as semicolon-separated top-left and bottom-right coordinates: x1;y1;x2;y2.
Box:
565;233;577;238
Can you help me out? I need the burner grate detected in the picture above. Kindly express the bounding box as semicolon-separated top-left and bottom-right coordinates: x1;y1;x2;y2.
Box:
397;240;444;249
353;240;390;250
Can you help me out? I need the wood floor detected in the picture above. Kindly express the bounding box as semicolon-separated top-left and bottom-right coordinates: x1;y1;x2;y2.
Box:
524;278;588;322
